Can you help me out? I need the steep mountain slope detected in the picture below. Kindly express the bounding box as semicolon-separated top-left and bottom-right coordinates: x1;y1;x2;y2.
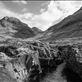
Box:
0;16;35;39
40;7;82;41
32;27;43;34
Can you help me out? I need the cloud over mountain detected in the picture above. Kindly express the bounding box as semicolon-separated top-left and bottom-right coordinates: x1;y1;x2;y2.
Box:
27;1;82;31
0;1;82;30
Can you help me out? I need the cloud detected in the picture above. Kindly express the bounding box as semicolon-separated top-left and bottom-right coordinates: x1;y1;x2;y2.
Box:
0;2;18;18
20;0;27;4
0;1;82;31
24;0;82;31
0;1;31;22
22;8;28;12
19;13;33;19
12;0;27;5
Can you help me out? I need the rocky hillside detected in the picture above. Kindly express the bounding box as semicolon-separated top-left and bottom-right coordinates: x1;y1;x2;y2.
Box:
39;7;82;41
0;16;35;39
32;27;43;34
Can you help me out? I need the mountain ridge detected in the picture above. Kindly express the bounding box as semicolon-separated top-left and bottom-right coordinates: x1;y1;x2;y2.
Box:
32;27;43;34
39;7;82;41
0;16;35;39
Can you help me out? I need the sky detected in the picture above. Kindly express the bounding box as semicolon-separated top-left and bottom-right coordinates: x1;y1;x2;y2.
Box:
0;0;82;31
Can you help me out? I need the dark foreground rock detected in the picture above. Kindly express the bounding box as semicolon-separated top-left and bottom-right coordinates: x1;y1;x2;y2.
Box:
0;40;82;82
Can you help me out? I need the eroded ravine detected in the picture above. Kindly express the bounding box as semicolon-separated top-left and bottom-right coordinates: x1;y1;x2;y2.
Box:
40;63;67;82
0;40;82;82
40;62;82;82
62;64;82;82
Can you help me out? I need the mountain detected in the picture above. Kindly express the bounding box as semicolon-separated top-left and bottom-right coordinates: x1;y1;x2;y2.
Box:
0;16;35;39
39;7;82;41
32;27;43;34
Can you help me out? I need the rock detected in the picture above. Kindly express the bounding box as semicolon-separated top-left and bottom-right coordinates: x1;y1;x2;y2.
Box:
57;45;82;79
0;40;82;82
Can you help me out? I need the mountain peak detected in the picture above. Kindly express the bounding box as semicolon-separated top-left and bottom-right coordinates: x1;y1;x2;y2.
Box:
32;27;43;34
2;16;9;20
1;16;21;23
0;16;35;39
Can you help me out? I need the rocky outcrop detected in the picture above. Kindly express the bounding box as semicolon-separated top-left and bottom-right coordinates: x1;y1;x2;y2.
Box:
0;40;82;82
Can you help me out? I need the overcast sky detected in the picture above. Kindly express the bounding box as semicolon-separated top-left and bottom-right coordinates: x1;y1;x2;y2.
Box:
0;0;82;30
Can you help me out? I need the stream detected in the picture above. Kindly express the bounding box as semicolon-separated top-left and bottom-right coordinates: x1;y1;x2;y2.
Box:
40;62;82;82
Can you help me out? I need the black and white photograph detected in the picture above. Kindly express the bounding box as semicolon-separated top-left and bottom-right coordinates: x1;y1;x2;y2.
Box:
0;0;82;82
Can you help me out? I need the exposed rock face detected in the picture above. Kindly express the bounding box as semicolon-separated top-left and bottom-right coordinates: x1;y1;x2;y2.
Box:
0;16;35;39
0;40;82;82
0;46;28;82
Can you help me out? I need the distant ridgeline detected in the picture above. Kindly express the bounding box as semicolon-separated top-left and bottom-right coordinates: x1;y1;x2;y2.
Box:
0;39;82;82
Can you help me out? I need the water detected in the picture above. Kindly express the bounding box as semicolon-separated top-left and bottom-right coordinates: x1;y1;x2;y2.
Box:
40;63;67;82
40;62;82;82
62;64;82;82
